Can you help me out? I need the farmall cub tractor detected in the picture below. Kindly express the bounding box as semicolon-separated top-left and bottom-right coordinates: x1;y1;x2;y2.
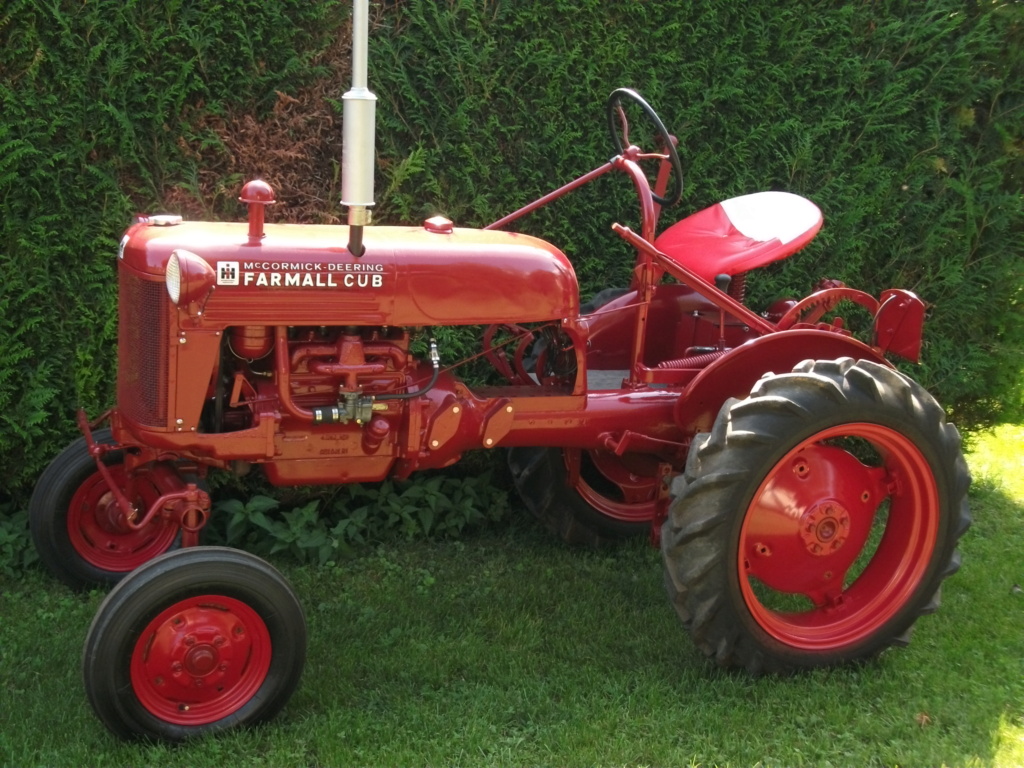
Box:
31;1;969;743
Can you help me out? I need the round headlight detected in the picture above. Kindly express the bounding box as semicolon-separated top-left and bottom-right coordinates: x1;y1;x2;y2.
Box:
165;251;182;305
164;249;215;308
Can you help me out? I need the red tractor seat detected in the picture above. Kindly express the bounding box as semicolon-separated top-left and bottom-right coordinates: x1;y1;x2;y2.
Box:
653;191;823;284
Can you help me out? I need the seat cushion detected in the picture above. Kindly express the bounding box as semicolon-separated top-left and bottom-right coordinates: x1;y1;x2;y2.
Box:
653;191;822;284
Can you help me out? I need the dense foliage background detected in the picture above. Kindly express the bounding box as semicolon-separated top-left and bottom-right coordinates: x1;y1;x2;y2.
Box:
1;0;1021;521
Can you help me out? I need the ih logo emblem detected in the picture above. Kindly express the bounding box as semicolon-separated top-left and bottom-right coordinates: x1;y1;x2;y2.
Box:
217;261;240;286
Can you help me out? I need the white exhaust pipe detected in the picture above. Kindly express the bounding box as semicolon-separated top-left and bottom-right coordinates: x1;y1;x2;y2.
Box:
342;0;376;256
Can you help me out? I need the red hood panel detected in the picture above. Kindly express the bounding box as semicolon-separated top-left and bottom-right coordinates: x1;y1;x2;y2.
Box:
121;222;578;325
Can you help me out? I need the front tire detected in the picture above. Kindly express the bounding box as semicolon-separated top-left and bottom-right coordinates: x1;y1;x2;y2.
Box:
661;358;970;673
29;429;180;589
83;547;306;742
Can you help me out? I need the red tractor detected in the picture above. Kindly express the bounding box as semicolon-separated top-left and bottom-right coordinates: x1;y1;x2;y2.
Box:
33;1;969;743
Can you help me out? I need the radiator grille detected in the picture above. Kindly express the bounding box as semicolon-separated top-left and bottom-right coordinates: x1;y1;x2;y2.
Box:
117;267;169;426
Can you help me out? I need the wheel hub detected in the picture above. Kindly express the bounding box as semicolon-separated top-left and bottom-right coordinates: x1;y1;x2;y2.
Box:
800;502;851;556
184;644;219;677
68;465;179;573
137;604;256;706
96;490;133;534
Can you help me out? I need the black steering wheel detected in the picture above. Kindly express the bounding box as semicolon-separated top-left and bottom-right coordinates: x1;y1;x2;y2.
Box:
606;88;683;207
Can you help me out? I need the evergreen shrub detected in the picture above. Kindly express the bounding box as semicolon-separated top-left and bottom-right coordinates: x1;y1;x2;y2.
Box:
1;1;1020;536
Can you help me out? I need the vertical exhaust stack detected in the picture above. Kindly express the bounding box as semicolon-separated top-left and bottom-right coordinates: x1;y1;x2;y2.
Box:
342;0;376;257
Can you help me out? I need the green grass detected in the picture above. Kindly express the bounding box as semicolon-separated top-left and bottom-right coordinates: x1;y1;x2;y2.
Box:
1;427;1022;767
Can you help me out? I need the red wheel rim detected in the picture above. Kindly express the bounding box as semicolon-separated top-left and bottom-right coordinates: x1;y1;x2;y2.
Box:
738;423;939;650
566;449;660;523
130;595;273;726
67;465;178;572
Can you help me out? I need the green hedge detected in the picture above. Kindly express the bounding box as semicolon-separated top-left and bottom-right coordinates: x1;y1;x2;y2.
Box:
0;0;343;502
369;0;1023;416
1;0;1021;510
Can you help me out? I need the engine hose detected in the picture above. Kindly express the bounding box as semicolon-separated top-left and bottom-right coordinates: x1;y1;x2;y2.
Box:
376;340;440;401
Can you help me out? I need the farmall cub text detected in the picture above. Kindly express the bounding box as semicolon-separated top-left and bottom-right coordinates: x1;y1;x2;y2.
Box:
31;1;969;742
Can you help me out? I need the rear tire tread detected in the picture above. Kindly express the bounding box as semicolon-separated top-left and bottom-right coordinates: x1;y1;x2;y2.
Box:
662;358;970;674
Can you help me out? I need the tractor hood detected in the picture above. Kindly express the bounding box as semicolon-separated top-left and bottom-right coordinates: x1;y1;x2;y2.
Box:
119;218;579;326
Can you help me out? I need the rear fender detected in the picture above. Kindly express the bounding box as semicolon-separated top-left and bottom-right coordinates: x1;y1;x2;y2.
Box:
873;289;925;363
673;330;889;434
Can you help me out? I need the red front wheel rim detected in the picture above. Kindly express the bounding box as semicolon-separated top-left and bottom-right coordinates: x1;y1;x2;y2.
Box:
67;466;178;572
738;423;939;650
130;595;273;726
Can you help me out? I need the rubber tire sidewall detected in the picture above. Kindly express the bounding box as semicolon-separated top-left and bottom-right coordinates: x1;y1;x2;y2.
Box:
82;547;307;742
507;286;649;548
508;446;650;547
30;429;182;589
662;358;970;673
30;429;127;589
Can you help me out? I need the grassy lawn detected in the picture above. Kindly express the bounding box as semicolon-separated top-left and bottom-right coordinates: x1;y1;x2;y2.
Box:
1;426;1021;767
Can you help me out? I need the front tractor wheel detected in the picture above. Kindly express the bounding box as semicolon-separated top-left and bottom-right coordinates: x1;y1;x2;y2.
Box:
662;358;970;673
30;429;180;590
83;547;307;742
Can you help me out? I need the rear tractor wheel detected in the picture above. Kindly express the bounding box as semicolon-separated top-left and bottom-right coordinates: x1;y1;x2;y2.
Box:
508;286;661;547
662;358;970;673
508;446;662;547
30;429;181;589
